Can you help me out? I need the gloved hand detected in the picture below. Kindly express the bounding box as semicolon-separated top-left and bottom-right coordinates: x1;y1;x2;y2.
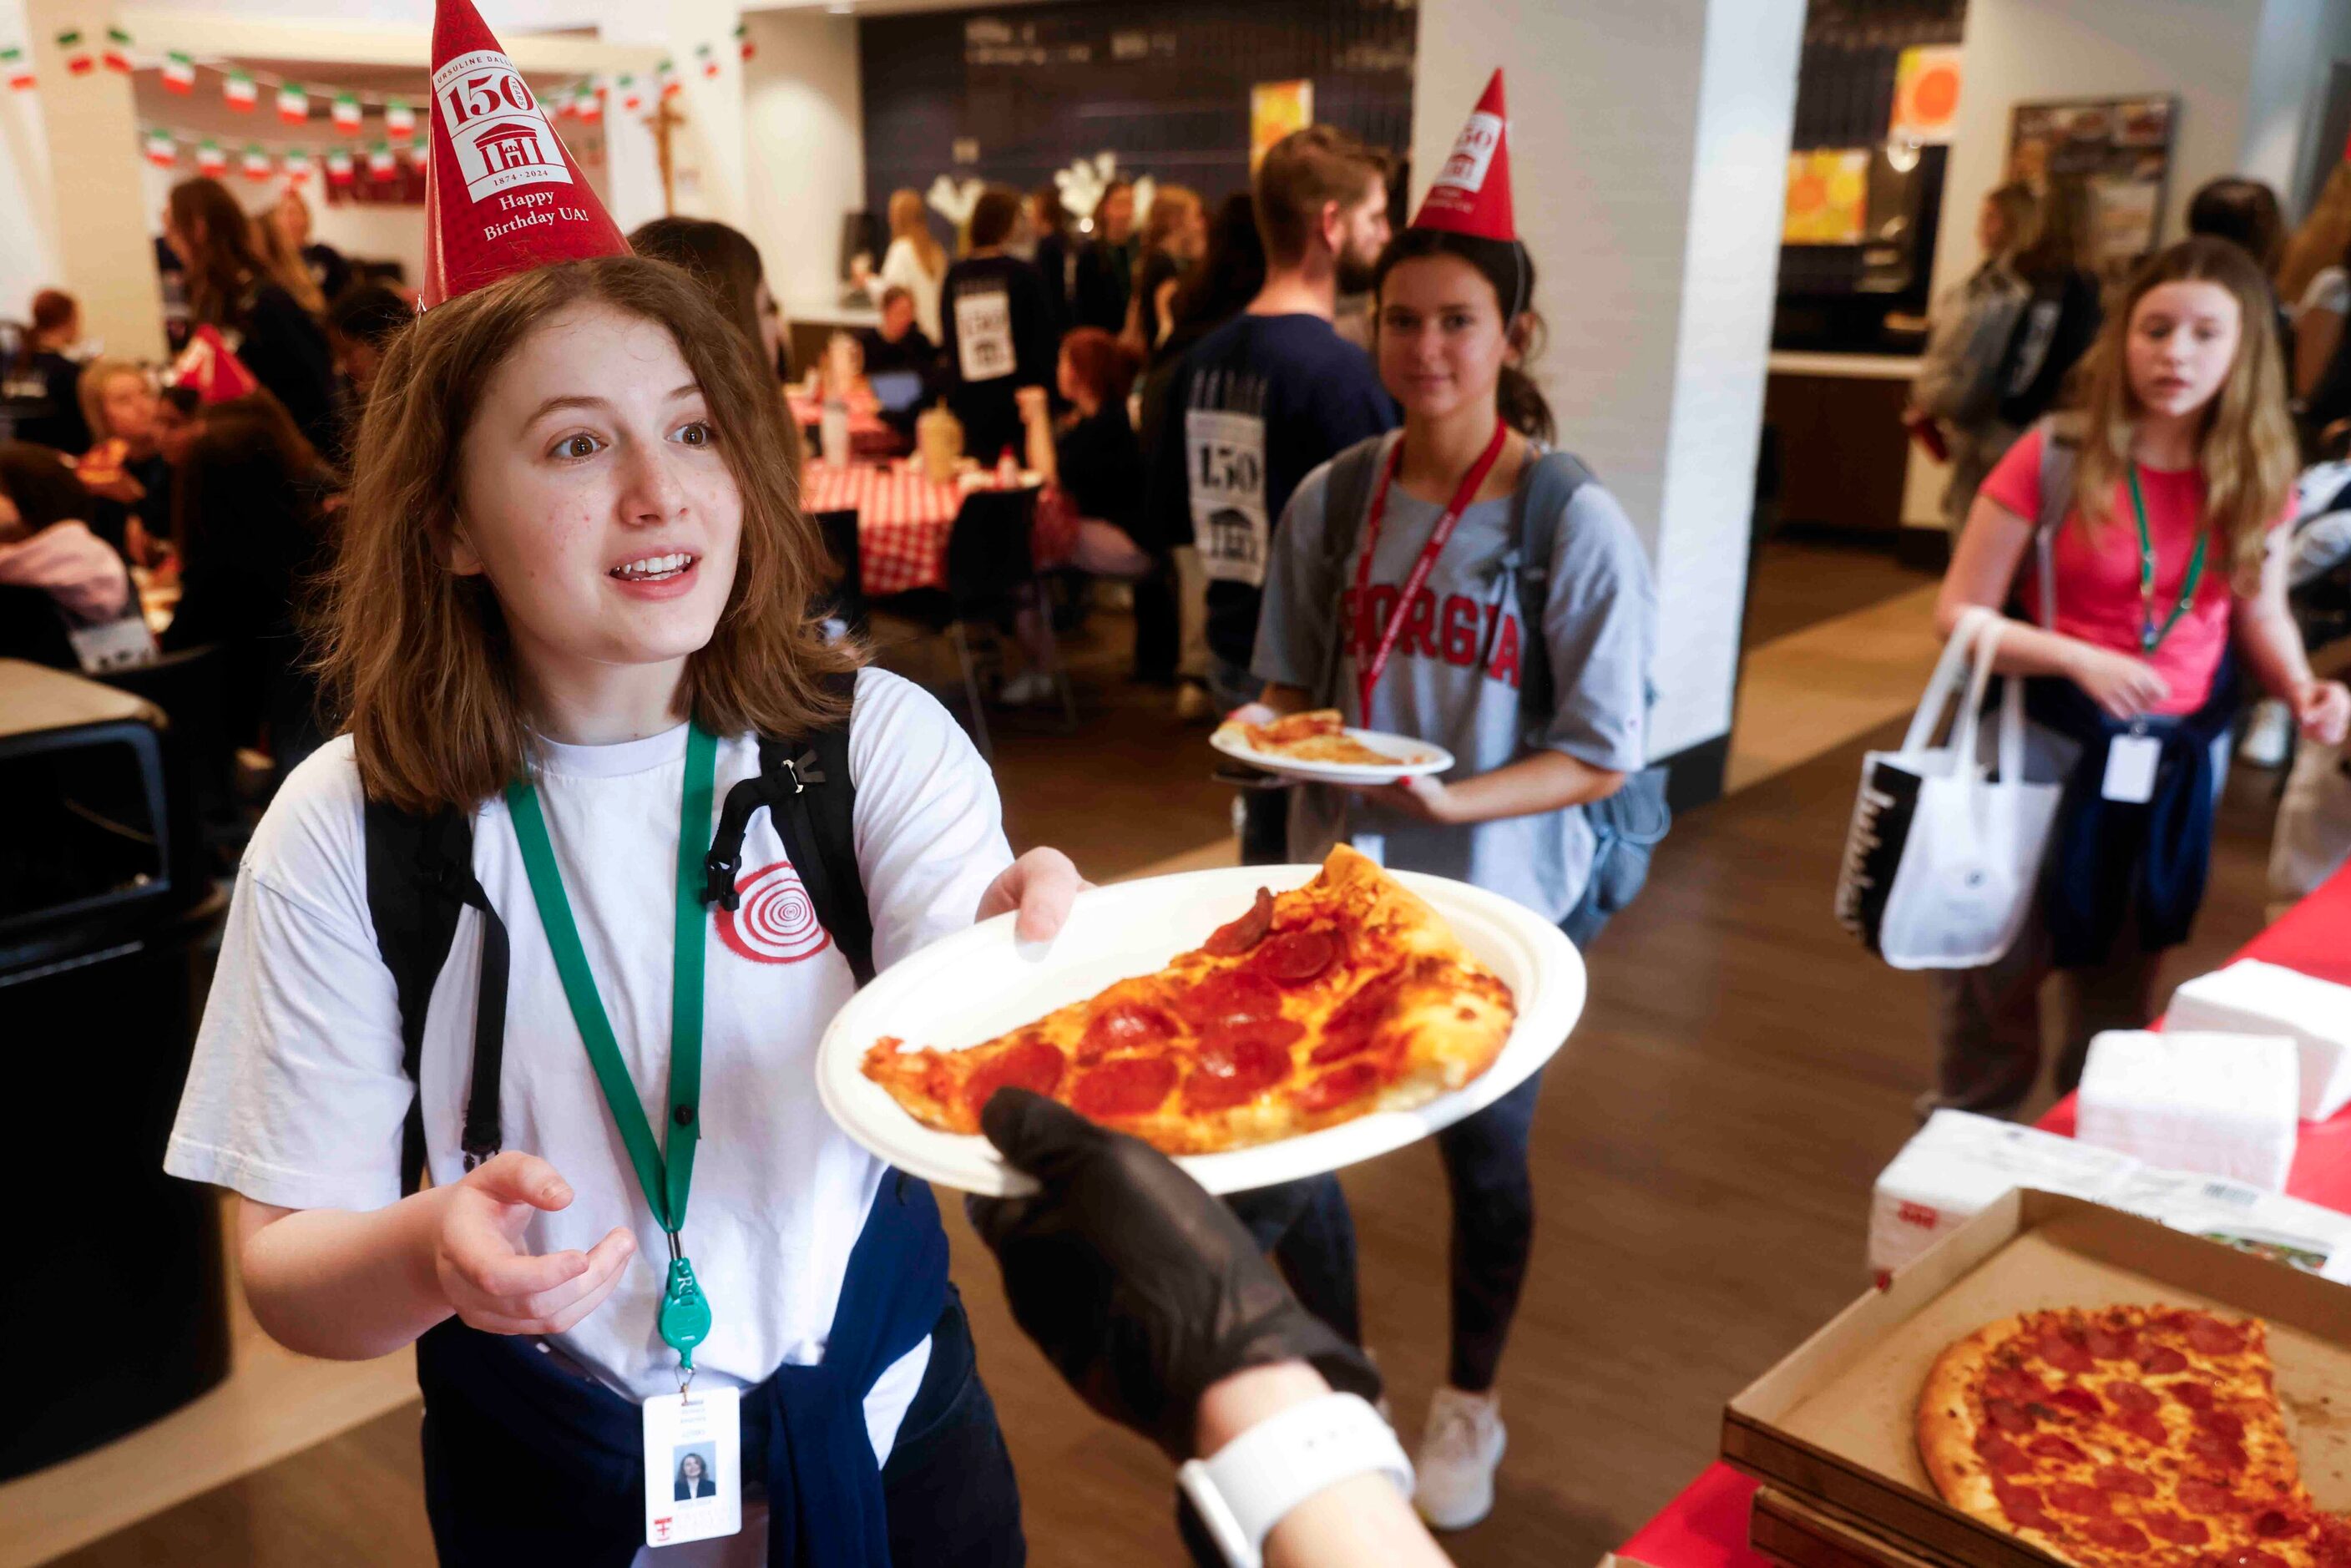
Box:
967;1088;1380;1459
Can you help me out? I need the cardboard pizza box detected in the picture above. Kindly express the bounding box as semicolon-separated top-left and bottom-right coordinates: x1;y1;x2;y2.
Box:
1722;1189;2351;1568
1752;1485;1969;1568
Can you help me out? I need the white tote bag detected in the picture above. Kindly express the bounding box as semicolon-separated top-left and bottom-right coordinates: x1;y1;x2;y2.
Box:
1835;609;2062;969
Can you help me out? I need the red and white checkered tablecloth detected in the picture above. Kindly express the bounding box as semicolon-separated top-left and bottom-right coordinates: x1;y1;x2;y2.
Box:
801;461;968;595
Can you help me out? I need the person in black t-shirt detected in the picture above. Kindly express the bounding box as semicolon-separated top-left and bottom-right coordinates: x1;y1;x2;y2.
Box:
12;289;92;453
164;178;340;455
943;189;1057;465
1029;185;1079;344
1072;180;1137;335
273;188;353;307
1145;127;1398;784
1995;176;2104;432
856;286;942;433
1125;185;1204;365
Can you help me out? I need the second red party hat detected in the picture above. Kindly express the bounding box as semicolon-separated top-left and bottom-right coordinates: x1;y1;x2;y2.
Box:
168;326;260;403
422;0;627;307
1413;69;1514;241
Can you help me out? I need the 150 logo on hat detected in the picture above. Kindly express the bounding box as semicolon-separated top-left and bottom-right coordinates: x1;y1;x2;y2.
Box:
1435;111;1503;195
433;49;569;202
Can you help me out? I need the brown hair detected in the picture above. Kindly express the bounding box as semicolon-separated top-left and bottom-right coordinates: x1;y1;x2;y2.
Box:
319;255;854;815
172;393;333;565
1057;326;1139;410
2015;175;2091;282
2068;237;2297;589
1254;126;1389;269
169;178;266;326
29;288;77;342
1983;182;2040;264
76;357;149;443
2279;161;2351;305
1139;185;1201;260
628;219;804;468
968;187;1023;252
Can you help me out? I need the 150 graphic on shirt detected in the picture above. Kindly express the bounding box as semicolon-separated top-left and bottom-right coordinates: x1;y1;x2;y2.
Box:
1189;407;1270;588
1341;584;1524;688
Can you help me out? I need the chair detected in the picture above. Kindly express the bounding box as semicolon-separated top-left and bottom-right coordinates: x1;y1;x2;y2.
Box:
868;488;1075;758
94;642;238;856
811;508;867;640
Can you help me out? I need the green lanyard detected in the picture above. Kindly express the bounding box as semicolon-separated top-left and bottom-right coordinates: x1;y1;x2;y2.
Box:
505;721;718;1376
2128;463;2208;655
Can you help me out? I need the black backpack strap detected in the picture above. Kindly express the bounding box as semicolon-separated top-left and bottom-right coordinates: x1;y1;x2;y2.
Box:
701;673;875;985
366;800;510;1195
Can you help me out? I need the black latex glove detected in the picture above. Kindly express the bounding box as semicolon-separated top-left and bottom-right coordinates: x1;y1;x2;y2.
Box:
966;1087;1381;1460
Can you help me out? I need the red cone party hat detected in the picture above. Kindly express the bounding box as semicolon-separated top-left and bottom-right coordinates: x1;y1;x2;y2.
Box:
167;326;260;403
1412;69;1514;240
421;0;626;307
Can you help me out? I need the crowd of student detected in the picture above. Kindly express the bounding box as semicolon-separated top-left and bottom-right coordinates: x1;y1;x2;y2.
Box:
8;14;2351;1562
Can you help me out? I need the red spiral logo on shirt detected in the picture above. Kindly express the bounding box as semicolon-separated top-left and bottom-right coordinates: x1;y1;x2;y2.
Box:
715;860;832;965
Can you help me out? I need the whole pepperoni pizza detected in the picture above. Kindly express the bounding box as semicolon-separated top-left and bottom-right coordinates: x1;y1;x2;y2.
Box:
859;846;1516;1155
1918;1307;2351;1568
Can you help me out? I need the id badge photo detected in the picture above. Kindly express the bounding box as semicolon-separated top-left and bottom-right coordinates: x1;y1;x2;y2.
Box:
642;1384;743;1547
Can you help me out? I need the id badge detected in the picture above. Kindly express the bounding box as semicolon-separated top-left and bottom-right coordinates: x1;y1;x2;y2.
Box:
2102;734;2161;804
642;1384;742;1548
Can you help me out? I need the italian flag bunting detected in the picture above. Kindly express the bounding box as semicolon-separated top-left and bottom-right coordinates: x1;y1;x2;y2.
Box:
284;146;314;184
240;143;273;182
224;68;256;111
196;139;227;177
276;81;307;125
367;141;395;182
331;91;361;133
618;73;641;113
409;139;430;171
3;48;32;92
696;42;717;80
144;128;178;169
383;96;414;141
103;27;133;74
573;80;602;123
737;23;752;61
658;58;679;99
56;29;93;76
326;146;355;187
161;51;195;94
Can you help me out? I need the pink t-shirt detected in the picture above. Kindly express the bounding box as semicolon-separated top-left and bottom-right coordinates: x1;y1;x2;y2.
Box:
1977;426;2272;714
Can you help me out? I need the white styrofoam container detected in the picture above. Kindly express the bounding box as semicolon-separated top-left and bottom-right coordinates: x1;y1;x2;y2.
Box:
2075;1030;2300;1192
2168;960;2351;1120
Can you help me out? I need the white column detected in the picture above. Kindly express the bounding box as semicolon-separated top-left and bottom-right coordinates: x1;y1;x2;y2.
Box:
21;0;164;359
1413;0;1804;780
739;8;862;321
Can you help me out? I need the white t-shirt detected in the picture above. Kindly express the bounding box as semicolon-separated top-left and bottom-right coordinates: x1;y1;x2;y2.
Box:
871;238;944;346
165;669;1009;1464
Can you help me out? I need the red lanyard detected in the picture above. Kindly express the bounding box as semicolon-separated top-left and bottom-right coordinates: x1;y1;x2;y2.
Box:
1352;420;1509;721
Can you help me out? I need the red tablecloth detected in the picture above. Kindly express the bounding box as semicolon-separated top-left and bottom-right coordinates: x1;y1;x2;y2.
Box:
802;462;969;595
1616;863;2351;1568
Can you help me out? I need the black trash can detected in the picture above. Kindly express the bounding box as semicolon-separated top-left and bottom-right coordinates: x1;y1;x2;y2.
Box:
0;658;232;1480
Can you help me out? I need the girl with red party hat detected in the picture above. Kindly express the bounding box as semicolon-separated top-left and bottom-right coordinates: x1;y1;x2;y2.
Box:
1240;68;1662;1530
164;2;1063;1560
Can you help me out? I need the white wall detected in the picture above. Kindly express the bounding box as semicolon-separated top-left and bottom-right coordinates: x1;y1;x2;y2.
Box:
1413;0;1804;766
741;8;862;318
0;0;60;325
2242;0;2351;214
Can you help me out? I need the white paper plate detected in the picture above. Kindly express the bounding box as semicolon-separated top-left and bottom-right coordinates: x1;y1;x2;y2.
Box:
1208;726;1455;784
817;864;1584;1196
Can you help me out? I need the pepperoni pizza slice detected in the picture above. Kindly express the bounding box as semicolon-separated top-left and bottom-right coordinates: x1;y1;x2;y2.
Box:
1919;1307;2350;1568
860;845;1516;1155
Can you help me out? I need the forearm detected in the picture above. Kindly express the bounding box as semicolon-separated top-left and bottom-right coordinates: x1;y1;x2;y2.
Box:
2235;598;2316;701
1934;595;2097;682
1440;749;1620;825
238;1190;457;1360
1196;1363;1450;1568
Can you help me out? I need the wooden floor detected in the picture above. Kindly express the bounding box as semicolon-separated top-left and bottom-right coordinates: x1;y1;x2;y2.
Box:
38;536;2289;1568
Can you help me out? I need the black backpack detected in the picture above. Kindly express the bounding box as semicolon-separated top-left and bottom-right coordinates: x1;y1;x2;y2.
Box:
365;685;873;1196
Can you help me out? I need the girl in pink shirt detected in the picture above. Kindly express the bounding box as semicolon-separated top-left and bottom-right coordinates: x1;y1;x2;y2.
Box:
1927;237;2351;1116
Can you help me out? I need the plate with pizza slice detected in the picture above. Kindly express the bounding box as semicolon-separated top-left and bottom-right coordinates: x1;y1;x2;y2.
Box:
1210;709;1455;784
818;846;1582;1196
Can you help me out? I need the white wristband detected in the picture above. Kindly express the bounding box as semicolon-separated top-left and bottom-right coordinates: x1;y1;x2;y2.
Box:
1176;1392;1414;1568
